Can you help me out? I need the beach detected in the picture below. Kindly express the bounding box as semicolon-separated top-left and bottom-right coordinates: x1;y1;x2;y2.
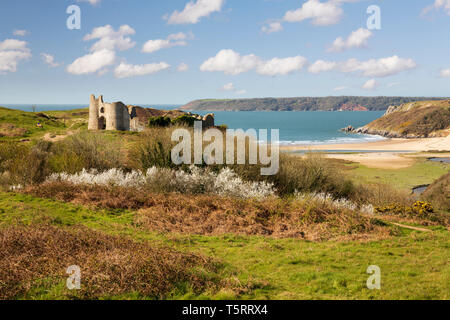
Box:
281;136;450;169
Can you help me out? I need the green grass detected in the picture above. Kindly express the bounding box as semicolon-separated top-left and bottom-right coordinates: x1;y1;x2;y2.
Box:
0;192;448;300
0;107;91;141
345;157;449;191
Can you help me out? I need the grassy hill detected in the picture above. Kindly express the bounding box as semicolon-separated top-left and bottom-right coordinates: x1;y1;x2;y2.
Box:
181;96;448;112
355;100;450;138
0;107;88;141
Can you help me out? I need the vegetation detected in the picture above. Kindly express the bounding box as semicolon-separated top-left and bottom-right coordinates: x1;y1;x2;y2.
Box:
423;172;450;212
0;107;67;140
0;105;448;300
361;100;450;138
0;224;225;300
148;115;199;128
148;116;172;128
0;192;448;300
181;97;448;112
341;157;449;191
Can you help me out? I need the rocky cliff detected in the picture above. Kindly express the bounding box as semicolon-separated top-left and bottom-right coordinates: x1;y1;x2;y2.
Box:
354;100;450;138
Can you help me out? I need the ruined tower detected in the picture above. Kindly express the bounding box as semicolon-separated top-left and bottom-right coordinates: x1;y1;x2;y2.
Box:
88;94;130;131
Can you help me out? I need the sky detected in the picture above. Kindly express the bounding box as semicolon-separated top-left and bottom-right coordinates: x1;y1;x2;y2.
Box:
0;0;449;104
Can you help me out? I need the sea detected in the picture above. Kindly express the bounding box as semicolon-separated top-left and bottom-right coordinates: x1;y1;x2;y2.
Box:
3;104;386;146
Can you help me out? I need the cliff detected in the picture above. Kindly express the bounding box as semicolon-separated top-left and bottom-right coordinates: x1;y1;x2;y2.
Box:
354;100;450;138
180;97;447;112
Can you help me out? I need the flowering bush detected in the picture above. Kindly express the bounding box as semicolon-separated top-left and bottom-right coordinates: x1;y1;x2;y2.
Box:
47;166;276;199
295;192;374;214
375;201;434;217
412;201;434;216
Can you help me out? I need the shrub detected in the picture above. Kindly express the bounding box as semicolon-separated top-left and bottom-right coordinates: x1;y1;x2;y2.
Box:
267;153;357;199
172;115;197;127
0;141;52;186
46;166;276;199
375;201;434;217
148;116;172;128
49;132;123;173
129;129;176;170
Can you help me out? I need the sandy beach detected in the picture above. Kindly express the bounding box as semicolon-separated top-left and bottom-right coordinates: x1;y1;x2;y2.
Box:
281;136;450;152
282;136;450;169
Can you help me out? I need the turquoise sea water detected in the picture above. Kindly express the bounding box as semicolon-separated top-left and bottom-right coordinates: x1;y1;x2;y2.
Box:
3;104;385;145
196;111;386;145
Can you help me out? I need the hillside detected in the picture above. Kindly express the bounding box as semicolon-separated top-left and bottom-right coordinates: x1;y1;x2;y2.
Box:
354;100;450;138
0;107;89;141
180;96;447;112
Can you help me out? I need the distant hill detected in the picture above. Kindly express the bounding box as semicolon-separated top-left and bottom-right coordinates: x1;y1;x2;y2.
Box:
180;97;448;112
354;100;450;138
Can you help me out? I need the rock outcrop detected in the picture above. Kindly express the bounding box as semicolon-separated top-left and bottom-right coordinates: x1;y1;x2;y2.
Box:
352;100;450;139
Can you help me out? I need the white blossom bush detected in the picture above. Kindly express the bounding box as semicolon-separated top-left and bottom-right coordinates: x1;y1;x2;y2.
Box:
47;166;276;199
295;191;371;214
47;168;147;188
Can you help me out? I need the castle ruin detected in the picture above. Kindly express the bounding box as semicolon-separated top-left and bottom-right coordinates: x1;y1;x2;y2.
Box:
88;94;214;132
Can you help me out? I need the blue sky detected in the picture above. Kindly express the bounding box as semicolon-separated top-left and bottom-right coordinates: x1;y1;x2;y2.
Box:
0;0;449;104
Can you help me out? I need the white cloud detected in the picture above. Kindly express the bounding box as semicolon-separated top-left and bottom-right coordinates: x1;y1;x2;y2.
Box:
13;30;28;37
362;79;379;90
440;68;450;77
114;62;170;78
142;32;192;54
328;28;373;52
262;22;283;34
263;0;359;33
340;56;417;77
41;53;60;68
177;62;189;72
66;49;116;75
200;49;260;75
76;0;101;6
221;82;246;95
200;49;307;76
422;0;450;15
283;0;343;26
308;60;338;74
84;25;136;52
308;56;416;77
0;39;28;51
222;82;235;91
257;56;307;76
333;86;348;91
166;0;225;24
0;38;31;74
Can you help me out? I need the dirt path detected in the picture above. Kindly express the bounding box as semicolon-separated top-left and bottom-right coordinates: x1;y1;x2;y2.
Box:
43;130;75;142
389;222;432;232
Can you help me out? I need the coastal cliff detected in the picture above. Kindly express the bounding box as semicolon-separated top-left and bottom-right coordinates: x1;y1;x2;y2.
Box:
354;100;450;138
181;97;447;112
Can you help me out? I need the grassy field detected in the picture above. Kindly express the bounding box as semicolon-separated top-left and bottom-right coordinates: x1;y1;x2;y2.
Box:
342;157;449;191
0;192;448;300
